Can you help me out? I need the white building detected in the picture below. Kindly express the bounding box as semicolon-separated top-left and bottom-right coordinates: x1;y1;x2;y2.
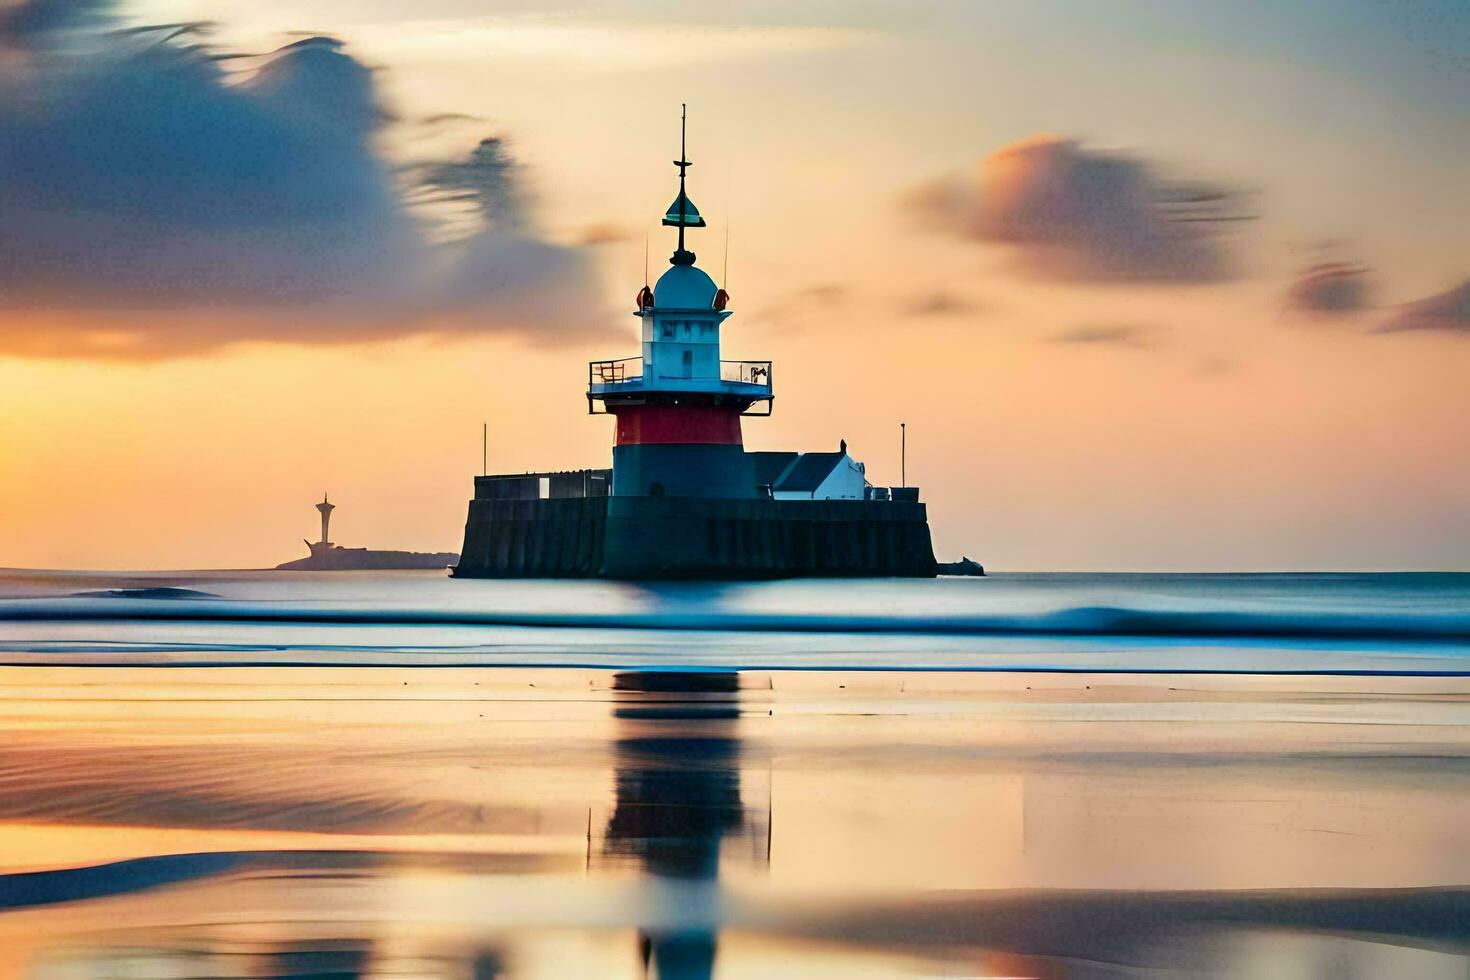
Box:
751;444;868;500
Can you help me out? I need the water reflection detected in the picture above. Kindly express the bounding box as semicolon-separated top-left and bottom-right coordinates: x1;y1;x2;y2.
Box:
0;666;1465;978
31;939;376;979
603;670;759;980
263;940;371;980
604;669;749;876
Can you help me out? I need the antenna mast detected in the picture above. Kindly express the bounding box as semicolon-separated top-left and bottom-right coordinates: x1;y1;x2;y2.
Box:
676;103;689;257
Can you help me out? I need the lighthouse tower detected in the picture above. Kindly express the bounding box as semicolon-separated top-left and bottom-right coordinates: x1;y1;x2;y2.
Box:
315;493;335;546
587;106;772;498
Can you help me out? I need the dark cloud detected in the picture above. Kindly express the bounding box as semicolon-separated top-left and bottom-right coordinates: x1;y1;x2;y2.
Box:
416;135;525;231
1048;325;1157;349
0;3;604;358
1376;280;1470;335
0;0;107;40
1285;262;1372;315
910;135;1255;283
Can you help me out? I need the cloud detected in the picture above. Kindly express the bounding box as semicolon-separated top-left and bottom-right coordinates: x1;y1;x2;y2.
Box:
1376;280;1470;335
1196;355;1238;376
1285;262;1372;315
793;283;848;304
751;283;848;333
574;222;635;246
347;17;881;74
0;0;106;39
901;291;978;318
0;4;604;358
1047;325;1157;349
910;135;1254;283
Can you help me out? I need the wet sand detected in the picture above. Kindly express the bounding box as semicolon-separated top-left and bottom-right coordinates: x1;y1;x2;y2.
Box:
0;666;1465;977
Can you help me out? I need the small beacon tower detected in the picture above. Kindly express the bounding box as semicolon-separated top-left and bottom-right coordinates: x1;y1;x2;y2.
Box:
315;493;335;547
587;106;772;498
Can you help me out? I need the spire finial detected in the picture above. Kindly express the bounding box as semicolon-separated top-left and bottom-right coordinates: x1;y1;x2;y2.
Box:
662;102;704;266
675;104;690;262
679;102;687;169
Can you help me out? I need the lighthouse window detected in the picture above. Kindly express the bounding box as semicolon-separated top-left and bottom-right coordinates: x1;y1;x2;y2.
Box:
661;322;674;339
682;322;691;338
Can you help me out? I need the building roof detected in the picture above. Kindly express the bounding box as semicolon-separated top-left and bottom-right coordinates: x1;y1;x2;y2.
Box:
653;264;718;309
774;452;846;493
749;451;800;488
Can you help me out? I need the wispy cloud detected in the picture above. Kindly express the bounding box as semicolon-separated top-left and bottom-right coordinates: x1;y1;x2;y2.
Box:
909;135;1255;284
1047;325;1158;349
1196;355;1238;376
752;283;849;332
1376;279;1470;335
901;291;979;318
344;16;882;72
574;222;636;246
1285;262;1373;315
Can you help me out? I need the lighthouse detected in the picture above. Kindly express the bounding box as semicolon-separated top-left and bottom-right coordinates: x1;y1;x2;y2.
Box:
453;108;938;579
587;106;772;499
315;493;335;546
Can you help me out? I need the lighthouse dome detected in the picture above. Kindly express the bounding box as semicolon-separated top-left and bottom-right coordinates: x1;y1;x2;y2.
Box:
653;264;718;310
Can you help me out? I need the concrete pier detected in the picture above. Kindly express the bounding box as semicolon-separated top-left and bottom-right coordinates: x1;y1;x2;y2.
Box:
453;473;936;579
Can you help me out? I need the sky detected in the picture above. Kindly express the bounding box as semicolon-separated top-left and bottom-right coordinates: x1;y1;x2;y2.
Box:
0;0;1467;571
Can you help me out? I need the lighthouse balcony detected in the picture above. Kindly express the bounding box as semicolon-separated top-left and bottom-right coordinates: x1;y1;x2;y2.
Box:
588;356;773;407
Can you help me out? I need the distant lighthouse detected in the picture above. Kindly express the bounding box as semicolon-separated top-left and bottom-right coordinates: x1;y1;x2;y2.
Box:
278;494;460;570
587;104;772;499
315;493;335;546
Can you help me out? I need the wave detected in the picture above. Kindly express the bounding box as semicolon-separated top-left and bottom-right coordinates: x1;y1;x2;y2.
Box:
70;587;221;600
0;849;559;910
0;850;254;909
4;597;1469;642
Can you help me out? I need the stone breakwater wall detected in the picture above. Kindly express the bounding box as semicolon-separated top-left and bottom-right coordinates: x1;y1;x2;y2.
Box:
454;496;935;579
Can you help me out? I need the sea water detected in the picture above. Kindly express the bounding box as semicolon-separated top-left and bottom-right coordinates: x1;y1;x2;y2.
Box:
0;571;1466;978
1;570;1468;671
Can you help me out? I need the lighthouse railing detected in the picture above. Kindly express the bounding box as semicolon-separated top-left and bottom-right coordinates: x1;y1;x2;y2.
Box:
588;356;643;386
720;360;772;389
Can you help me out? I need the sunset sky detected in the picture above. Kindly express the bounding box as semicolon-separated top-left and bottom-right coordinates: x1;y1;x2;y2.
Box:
1;0;1466;571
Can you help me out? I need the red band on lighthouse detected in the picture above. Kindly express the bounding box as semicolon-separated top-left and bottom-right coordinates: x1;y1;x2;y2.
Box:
612;405;744;446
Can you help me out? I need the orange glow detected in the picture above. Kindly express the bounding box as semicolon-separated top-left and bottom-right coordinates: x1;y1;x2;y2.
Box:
1;8;1466;572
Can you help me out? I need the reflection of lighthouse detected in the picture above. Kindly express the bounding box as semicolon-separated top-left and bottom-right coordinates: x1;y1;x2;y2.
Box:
315;493;335;547
599;671;769;980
